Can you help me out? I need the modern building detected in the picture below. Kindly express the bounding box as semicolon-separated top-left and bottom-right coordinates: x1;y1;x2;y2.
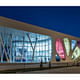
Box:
0;16;79;67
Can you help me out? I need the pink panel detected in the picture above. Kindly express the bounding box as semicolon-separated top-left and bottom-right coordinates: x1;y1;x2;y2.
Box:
56;38;66;60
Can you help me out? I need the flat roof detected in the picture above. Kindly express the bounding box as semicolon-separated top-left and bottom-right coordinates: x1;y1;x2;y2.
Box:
0;16;79;40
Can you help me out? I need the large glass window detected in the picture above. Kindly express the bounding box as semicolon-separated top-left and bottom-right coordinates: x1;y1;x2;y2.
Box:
56;38;66;60
0;26;53;63
72;46;80;59
72;40;76;51
63;38;70;56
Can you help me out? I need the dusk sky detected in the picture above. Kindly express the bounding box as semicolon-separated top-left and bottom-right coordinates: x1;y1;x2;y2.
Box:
0;6;80;38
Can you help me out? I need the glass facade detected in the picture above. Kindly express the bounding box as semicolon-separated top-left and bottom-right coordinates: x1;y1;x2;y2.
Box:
72;40;80;60
56;38;80;61
77;41;80;47
0;26;53;63
72;40;76;51
64;38;70;56
72;46;80;59
56;38;66;60
0;25;80;63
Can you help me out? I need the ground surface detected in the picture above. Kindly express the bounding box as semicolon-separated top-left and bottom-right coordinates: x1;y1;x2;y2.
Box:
16;66;80;74
0;63;80;74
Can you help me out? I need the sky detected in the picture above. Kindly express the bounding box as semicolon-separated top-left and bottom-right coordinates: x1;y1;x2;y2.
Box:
0;6;80;38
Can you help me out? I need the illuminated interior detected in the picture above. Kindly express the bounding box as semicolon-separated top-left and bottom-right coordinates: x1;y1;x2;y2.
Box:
56;38;66;60
0;26;80;63
0;26;53;63
72;40;76;51
72;46;80;59
64;38;70;56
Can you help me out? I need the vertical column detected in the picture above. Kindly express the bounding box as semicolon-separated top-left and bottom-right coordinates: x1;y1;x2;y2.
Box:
51;36;57;63
65;39;73;62
9;34;12;63
14;35;16;63
22;36;24;63
0;31;1;62
69;39;73;60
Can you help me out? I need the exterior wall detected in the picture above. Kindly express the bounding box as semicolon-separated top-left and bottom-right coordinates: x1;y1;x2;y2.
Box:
0;16;80;64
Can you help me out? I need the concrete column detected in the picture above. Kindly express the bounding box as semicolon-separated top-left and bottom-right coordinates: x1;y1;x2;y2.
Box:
51;36;57;63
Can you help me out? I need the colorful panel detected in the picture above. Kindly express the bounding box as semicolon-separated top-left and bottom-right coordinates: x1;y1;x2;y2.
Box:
77;41;80;48
72;40;76;51
72;46;80;59
56;38;66;60
64;38;70;56
56;54;60;61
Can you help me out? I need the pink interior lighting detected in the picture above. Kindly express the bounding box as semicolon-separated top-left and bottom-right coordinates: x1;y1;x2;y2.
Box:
56;38;66;60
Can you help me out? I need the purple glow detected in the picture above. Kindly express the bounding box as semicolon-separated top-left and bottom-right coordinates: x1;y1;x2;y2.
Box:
77;41;80;47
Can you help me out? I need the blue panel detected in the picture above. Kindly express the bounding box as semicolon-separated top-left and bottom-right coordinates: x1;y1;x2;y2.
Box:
72;40;76;51
56;54;60;61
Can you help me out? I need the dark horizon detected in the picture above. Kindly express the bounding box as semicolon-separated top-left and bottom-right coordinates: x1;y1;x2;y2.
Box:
0;6;80;38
